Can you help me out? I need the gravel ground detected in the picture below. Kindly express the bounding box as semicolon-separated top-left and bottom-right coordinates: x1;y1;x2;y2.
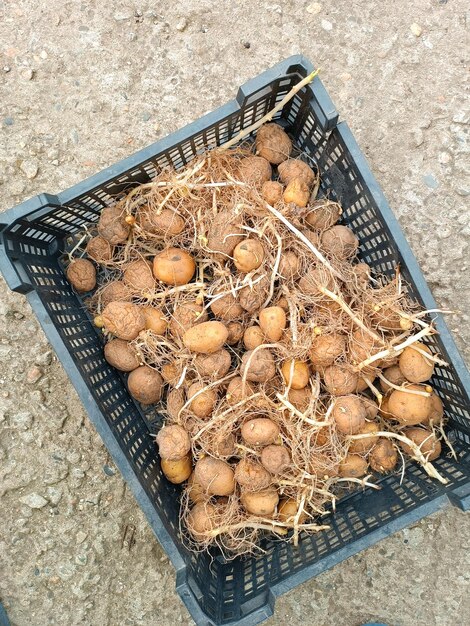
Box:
1;1;469;625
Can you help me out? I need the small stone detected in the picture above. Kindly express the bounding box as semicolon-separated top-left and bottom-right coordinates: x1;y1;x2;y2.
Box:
26;365;43;384
423;173;439;189
410;23;422;37
321;19;333;31
154;122;160;132
128;32;137;41
413;128;424;147
70;129;79;145
438;151;452;164
306;2;322;14
35;351;53;367
11;411;33;430
86;494;101;506
243;41;251;49
20;159;39;179
20;67;34;80
51;159;59;166
40;50;48;59
76;531;87;544
75;554;87;566
3;66;11;73
57;563;76;581
103;464;116;476
455;185;470;197
19;493;48;509
46;486;62;505
71;468;85;479
3;117;14;126
113;9;133;21
141;111;151;122
452;110;469;124
175;17;188;31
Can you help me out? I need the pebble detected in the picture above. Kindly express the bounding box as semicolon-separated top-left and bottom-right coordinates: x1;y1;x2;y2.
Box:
20;67;34;81
46;486;63;505
19;493;48;509
103;464;116;476
306;2;322;14
141;111;151;121
4;66;11;72
410;23;422;37
113;9;133;21
175;17;188;31
321;19;333;31
66;450;81;464
423;173;439;189
76;531;87;544
20;159;39;179
57;563;76;581
35;351;53;367
43;462;69;485
40;50;48;59
3;117;14;126
11;411;33;430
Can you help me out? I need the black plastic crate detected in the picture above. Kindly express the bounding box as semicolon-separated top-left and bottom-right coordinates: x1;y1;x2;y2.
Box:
1;56;469;626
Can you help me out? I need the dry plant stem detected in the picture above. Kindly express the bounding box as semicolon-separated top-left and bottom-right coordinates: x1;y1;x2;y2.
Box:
177;372;237;419
293;495;306;547
349;431;448;484
396;445;406;485
235;443;259;455
263;202;343;280
192;393;262;442
437;422;457;460
318;286;384;343
363;377;383;404
219;69;320;151
262;227;283;308
354;324;435;371
326;476;381;491
148;282;205;300
241;342;282;393
409;345;449;367
377;373;432;397
283;286;299;345
205;522;289;538
67;231;89;260
276;394;330;427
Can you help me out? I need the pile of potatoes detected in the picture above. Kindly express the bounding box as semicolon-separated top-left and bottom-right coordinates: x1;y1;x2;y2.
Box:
66;121;447;553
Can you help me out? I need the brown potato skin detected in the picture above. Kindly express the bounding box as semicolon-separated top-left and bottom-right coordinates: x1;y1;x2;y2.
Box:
338;454;368;478
234;458;272;491
332;395;366;435
348;421;379;454
226;377;255;405
86;236;113;263
262;180;283;205
323;365;359;396
309;333;346;369
278;250;301;280
278;498;307;524
321;225;359;260
240;349;276;383
187;382;218;418
255;123;292;164
194;349;232;379
370;439;397;473
260;445;291;474
241;418;280;446
127;365;163;404
379;364;406;393
187;502;216;537
238;156;272;186
233;239;265;273
137;207;185;236
67;258;96;293
156;424;191;460
123;259;155;291
206;211;243;258
161;455;192;484
278;159;316;187
97;206;131;245
299;266;335;297
183;321;228;354
101;301;146;340
281;360;310;390
259;306;287;342
283;178;310;207
142;306;167;334
241;489;279;516
99;280;132;307
194;457;235;496
210;292;244;321
153;247;196;286
243;326;265;351
169;302;207;338
388;385;432;424
399;343;435;383
226;321;244;346
166;388;185;420
104;338;140;372
305;200;341;230
400;427;441;461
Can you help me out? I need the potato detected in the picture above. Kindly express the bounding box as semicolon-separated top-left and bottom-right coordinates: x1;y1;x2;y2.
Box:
260;445;291;474
206;211;243;258
127;365;163;404
332;395;366;434
239;276;269;312
169;302;207;338
378;393;395;420
161;455;192;484
235;458;272;491
194;349;232;379
400;427;442;461
283;178;310;207
100;280;132;307
238;155;272;186
255;123;292;164
310;453;339;479
137;206;185;236
66;258;96;293
349;328;381;366
323;365;358;396
187;473;206;504
241;488;279;516
278;250;301;279
278;498;307;524
86;236;113;263
243;325;265;350
305;200;342;230
355;371;375;393
380;364;406;393
278;159;316;187
153;247;196;286
259;306;287;342
300;227;321;249
361;396;379;420
226;376;255;405
309;333;346;368
287;387;311;412
233;239;265;272
369;439;397;473
187;502;216;538
298;266;335;297
142;306;167;334
276;296;289;310
352;262;371;285
424;392;444;426
321;225;359;260
210;291;244;320
104;338;140;372
183;321;228;354
348;421;379;454
262;180;283;205
156;424;191;460
161;362;182;386
388;385;432;425
241;418;279;446
97;205;131;244
399;343;435;383
339;454;368;478
226;321;244;345
166;388;185;420
187;382;218;418
194;457;235;496
211;433;236;458
102;301;145;340
369;303;405;332
281;359;310;390
123;259;155;291
240;349;276;382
